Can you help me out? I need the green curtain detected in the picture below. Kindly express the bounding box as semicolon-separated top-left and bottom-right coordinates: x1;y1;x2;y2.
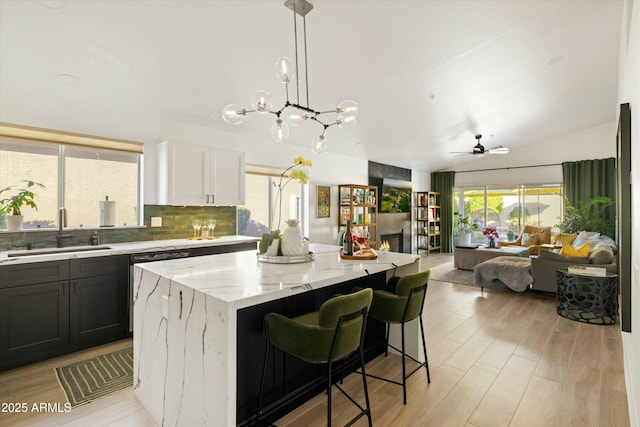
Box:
430;171;455;253
562;157;616;228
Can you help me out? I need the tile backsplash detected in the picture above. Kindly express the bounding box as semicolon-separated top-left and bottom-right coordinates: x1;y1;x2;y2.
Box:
0;205;237;251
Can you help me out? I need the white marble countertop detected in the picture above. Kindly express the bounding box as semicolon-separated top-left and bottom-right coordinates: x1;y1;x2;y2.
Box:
0;235;259;265
135;243;420;310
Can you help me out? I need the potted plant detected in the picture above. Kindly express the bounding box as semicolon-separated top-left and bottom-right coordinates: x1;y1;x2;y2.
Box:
454;212;480;246
259;156;312;256
555;196;614;237
0;180;45;231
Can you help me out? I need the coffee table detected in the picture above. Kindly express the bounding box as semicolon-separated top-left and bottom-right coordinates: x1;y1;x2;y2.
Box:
454;245;530;270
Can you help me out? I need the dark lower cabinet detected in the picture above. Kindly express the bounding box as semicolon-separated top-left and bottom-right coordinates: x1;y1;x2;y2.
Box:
0;280;70;370
70;273;128;348
69;255;129;349
236;272;387;427
0;255;129;371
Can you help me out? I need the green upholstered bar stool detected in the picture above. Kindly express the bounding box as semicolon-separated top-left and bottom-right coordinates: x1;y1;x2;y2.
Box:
255;288;374;427
367;270;430;405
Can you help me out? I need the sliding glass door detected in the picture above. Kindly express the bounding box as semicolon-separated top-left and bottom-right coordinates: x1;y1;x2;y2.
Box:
454;184;563;244
522;185;564;229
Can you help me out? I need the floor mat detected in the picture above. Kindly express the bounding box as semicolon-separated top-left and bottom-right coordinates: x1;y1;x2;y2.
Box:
55;346;133;407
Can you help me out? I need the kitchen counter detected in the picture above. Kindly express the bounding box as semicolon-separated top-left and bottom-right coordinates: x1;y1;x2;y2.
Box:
0;235;259;265
133;244;420;426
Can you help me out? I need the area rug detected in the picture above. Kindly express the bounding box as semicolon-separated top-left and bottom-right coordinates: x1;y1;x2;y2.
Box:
427;261;509;290
55;347;133;407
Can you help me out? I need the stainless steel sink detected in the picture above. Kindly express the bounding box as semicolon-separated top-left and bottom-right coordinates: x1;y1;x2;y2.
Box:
7;245;112;257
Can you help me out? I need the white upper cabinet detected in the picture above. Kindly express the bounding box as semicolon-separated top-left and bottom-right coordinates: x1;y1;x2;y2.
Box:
157;141;245;206
210;147;245;206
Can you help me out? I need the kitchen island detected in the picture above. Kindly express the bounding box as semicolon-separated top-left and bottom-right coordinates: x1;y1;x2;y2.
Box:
133;244;420;426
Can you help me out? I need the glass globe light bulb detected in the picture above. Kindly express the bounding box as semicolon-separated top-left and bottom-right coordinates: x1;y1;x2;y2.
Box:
337;116;357;128
251;90;273;114
311;135;327;154
337;100;358;120
271;118;290;143
221;104;247;125
274;57;295;84
287;108;307;126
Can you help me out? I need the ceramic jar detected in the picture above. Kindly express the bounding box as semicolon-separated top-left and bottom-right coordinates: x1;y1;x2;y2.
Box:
281;219;304;256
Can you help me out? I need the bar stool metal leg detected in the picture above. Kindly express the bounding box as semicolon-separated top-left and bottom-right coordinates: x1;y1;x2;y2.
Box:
365;273;431;405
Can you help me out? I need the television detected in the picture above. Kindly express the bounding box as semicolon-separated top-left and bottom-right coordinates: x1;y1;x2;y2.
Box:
381;178;411;213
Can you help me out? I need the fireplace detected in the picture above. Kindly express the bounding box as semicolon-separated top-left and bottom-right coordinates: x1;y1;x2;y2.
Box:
380;230;403;253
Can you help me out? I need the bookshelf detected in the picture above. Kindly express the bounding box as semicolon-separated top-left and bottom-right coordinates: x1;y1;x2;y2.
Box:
415;191;441;254
338;184;378;249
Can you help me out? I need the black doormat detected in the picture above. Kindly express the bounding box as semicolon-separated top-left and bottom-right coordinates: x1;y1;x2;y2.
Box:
55;347;133;407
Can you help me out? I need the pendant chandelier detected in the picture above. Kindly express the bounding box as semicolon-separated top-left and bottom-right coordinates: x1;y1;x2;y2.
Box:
221;0;358;154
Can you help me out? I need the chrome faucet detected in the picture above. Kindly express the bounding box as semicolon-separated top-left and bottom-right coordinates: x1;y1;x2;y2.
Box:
56;207;73;248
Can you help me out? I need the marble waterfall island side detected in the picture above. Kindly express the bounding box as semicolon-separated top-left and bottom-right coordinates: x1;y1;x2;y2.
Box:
133;244;419;426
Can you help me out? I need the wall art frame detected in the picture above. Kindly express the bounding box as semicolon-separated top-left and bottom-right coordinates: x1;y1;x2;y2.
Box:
316;185;330;218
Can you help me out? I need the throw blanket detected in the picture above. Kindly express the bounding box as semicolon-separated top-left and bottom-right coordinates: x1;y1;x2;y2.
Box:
473;256;533;292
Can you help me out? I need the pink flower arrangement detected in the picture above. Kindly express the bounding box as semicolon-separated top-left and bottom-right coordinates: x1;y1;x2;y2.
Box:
482;226;499;239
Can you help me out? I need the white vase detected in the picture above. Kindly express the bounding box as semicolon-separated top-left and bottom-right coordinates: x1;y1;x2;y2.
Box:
6;215;23;231
458;231;472;246
281;219;303;256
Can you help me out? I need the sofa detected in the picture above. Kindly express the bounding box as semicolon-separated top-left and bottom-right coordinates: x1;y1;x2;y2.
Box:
530;232;617;292
501;225;552;255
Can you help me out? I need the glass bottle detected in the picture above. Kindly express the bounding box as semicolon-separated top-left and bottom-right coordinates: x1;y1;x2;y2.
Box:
343;220;353;255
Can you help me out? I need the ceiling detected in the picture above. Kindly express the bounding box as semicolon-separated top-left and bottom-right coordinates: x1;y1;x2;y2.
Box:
0;0;623;171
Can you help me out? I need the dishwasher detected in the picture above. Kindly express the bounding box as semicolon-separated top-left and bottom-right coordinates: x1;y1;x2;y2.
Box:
129;249;191;333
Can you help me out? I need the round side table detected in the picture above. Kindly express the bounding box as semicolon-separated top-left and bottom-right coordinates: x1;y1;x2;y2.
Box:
555;268;618;325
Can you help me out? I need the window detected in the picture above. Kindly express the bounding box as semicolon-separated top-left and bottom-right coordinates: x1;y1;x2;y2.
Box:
454;184;563;243
239;167;305;237
0;138;58;228
64;146;140;227
1;134;142;229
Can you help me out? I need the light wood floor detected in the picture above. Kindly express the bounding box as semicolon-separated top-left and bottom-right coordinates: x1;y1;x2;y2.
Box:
0;254;630;427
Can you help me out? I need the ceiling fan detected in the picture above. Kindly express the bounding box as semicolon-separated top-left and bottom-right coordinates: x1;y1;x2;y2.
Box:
450;134;510;156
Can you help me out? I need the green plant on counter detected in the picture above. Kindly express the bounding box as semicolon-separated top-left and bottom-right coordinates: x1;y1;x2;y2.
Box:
259;231;282;255
0;180;46;215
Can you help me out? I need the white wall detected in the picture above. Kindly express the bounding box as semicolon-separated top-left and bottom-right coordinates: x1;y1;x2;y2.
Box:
237;137;368;246
142;125;368;245
412;120;616;196
618;0;639;425
452;121;616;187
154;121;619;246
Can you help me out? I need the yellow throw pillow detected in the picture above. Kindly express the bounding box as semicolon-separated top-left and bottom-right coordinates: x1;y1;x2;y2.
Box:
559;242;589;257
554;233;577;245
